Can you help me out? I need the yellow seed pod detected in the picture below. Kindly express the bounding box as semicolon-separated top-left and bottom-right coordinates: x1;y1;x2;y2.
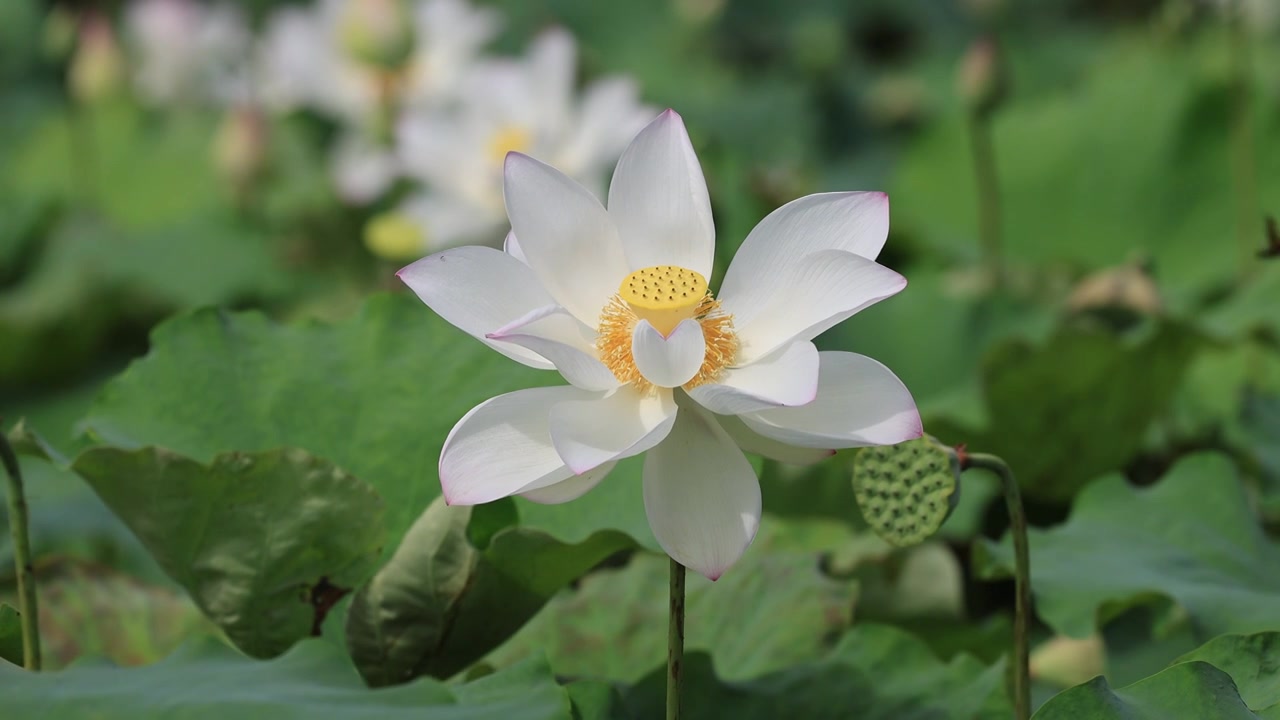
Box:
618;266;708;336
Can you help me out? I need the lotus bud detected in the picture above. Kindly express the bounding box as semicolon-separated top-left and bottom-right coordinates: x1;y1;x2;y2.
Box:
339;0;416;72
365;212;425;260
213;105;269;194
69;13;125;104
956;36;1007;118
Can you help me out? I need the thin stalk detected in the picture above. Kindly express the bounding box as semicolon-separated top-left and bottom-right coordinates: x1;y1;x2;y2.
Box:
965;453;1028;720
967;112;1003;288
0;432;41;670
1227;1;1259;279
667;557;686;720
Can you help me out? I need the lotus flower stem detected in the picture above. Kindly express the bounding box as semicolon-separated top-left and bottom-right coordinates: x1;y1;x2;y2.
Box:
667;557;686;720
964;452;1028;720
967;114;1003;288
0;432;40;670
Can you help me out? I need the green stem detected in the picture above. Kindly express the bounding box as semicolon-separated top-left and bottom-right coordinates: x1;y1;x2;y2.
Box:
667;557;686;720
967;111;1003;288
1227;1;1259;279
965;452;1028;720
0;432;41;671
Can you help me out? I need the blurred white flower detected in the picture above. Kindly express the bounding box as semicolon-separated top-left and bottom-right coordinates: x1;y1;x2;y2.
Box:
258;0;499;204
123;0;252;106
390;28;653;256
258;0;498;121
398;111;921;579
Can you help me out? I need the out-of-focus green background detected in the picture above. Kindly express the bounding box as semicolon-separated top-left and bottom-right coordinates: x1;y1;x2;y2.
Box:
2;0;1279;717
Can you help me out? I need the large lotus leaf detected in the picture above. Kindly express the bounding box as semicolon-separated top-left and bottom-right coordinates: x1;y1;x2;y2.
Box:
583;624;1007;720
78;294;657;552
891;33;1280;298
940;320;1201;501
1175;632;1280;712
346;497;635;684
66;445;387;659
1032;662;1263;719
977;452;1280;639
1035;633;1280;720
0;637;572;720
486;522;859;683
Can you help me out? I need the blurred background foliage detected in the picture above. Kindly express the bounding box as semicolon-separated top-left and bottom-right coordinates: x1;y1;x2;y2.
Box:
2;0;1279;716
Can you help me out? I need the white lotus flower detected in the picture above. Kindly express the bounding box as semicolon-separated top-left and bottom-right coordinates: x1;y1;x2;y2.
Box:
392;28;652;253
123;0;251;107
399;111;921;579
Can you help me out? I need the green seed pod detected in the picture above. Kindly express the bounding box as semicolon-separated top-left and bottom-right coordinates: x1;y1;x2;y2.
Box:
852;436;960;547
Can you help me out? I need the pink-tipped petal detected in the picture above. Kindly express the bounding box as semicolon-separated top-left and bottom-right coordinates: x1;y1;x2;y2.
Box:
728;249;907;365
608;110;715;276
686;341;819;415
631;319;706;389
503;152;630;326
721;191;889;295
549;388;677;474
643;404;761;580
740;352;921;448
519;461;616;504
440;386;599;506
398;246;557;369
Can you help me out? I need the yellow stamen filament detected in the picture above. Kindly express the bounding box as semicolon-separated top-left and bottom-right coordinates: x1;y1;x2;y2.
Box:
597;265;738;392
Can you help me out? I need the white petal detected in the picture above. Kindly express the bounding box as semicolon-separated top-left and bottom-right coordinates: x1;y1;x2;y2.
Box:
643;405;761;580
440;386;597;505
519;461;615;504
631;319;705;389
549;389;677;474
504;152;630;325
716;415;834;466
740;352;922;448
687;341;819;415
397;246;556;369
607;110;714;276
489;314;619;392
719;192;890;331
731;249;907;365
503;231;527;264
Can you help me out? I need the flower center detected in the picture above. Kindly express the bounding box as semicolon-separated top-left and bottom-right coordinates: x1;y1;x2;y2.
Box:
487;125;533;165
597;265;737;392
618;265;707;336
